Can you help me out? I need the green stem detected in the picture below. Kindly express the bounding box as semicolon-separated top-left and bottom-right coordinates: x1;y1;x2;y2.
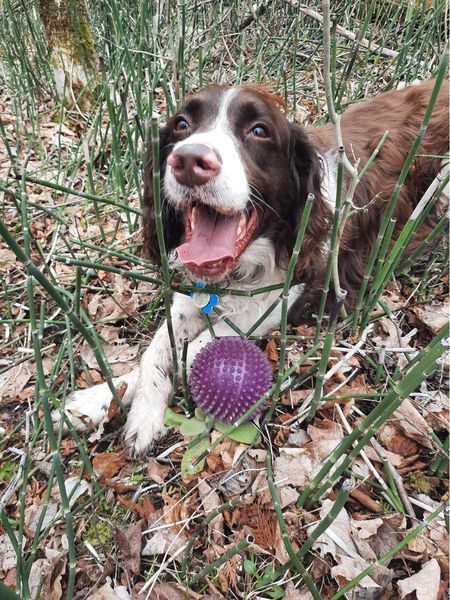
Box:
297;323;448;508
189;535;254;586
265;193;314;422
266;450;322;599
0;218;124;408
150;117;178;399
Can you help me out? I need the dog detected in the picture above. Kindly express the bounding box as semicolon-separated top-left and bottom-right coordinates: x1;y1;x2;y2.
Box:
55;80;449;454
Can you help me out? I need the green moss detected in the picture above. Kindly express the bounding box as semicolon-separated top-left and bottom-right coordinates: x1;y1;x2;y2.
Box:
406;471;433;494
0;456;17;482
85;518;113;546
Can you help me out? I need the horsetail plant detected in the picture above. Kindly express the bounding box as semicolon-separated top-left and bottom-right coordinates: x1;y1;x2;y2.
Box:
150;116;179;399
297;322;449;509
330;501;446;599
0;218;124;408
0;0;448;595
264;192;314;422
188;535;255;587
266;446;322;599
181;494;245;579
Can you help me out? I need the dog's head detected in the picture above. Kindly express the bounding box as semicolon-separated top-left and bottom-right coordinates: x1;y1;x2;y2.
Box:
143;85;327;283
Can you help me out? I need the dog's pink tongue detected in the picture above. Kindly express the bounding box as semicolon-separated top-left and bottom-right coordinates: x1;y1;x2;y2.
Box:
177;206;240;267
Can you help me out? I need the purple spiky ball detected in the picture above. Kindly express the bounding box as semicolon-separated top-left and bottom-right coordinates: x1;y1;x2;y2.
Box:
189;337;272;423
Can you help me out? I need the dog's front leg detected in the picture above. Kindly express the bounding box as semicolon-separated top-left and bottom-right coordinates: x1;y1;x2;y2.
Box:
123;292;204;455
54;292;204;455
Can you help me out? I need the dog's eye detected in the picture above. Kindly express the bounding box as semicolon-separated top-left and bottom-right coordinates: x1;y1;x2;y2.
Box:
174;118;190;132
249;124;269;139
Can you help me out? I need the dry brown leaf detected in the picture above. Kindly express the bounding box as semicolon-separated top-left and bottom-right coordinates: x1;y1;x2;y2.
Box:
93;449;126;482
116;494;154;520
142;529;188;557
372;317;416;368
88;583;132;600
0;534;16;576
282;389;311;407
86;275;140;322
273;519;290;564
331;556;380;590
422;391;450;432
115;519;144;575
378;424;418;457
140;583;192;600
162;492;192;534
198;479;224;544
284;583;314;599
80;330;138;377
0;362;34;400
117;494;148;518
0;247;16;266
147;457;171;484
25;501;59;533
397;558;441;599
274;420;344;491
309;499;355;559
417;494;449;556
28;548;67;600
309;499;393;594
265;338;279;363
391;398;433;448
363;443;403;467
351;514;405;563
59;438;78;456
51;476;90;508
411;298;449;335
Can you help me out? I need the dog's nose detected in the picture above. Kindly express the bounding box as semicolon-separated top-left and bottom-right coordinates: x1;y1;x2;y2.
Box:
167;143;221;187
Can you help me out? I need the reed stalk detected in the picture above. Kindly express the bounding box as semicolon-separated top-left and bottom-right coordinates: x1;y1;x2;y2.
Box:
51;255;161;285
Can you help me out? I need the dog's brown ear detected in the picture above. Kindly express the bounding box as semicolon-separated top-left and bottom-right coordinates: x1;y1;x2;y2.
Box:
288;123;331;282
143;124;184;265
288;123;323;209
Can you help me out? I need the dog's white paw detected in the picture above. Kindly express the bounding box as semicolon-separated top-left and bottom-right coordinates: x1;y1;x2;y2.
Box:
52;383;112;432
123;406;167;456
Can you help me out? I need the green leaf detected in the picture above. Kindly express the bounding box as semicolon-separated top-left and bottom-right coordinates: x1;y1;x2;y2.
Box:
243;559;258;576
215;420;260;444
267;586;285;599
194;407;206;420
164;407;188;427
257;567;278;588
180;418;207;437
181;437;210;477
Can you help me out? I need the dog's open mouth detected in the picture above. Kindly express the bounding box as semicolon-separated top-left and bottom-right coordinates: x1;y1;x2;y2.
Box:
176;203;258;278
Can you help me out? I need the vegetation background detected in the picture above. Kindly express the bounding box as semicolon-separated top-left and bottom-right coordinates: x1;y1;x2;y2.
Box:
0;1;448;599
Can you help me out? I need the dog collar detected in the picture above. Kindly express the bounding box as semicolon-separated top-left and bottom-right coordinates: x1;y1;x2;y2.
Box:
190;282;219;314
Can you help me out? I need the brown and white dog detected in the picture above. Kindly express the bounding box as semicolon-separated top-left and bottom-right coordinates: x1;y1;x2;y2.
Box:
57;81;449;454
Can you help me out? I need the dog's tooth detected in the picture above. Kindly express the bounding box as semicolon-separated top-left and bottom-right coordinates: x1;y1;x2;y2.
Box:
191;206;197;230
